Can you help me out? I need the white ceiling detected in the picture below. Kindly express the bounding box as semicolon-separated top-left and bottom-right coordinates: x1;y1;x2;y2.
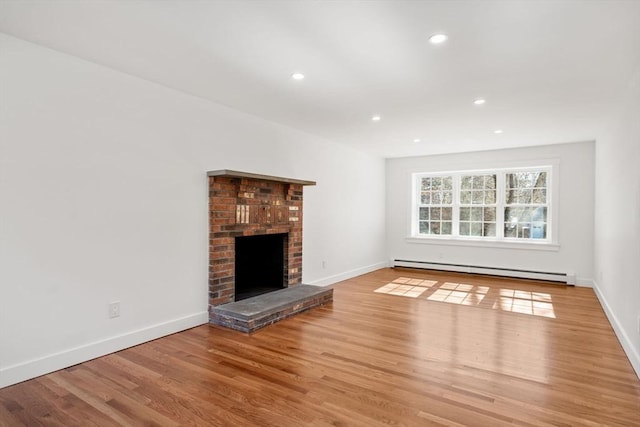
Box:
1;0;639;158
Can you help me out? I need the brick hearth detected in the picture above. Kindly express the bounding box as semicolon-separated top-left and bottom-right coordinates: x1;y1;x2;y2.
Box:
207;170;316;320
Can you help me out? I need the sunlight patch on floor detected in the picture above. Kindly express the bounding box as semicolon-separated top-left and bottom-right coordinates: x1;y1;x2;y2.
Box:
391;277;438;287
374;283;428;298
493;289;556;318
428;282;489;305
375;278;556;318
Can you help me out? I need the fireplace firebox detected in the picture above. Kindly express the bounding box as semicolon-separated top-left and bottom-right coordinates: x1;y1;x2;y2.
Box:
234;233;287;301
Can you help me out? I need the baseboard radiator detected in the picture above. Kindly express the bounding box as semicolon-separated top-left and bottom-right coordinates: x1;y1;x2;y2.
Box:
393;259;576;285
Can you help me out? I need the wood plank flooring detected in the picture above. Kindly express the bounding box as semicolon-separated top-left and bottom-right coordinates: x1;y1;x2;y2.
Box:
1;268;639;426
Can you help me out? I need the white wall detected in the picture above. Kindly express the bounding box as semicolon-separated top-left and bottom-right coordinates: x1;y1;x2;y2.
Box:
0;33;387;387
593;67;640;377
386;141;595;284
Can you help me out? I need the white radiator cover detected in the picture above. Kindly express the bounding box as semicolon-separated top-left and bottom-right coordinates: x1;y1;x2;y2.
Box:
393;259;576;285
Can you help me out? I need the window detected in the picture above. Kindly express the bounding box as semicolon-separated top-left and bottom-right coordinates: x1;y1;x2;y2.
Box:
459;174;496;237
413;167;552;243
504;171;548;239
418;176;453;235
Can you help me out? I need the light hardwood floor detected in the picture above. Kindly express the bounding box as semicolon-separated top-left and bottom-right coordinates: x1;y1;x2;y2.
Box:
1;268;639;426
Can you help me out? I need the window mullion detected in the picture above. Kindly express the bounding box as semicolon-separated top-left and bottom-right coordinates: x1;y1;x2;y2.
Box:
414;177;420;236
452;174;460;237
497;172;505;239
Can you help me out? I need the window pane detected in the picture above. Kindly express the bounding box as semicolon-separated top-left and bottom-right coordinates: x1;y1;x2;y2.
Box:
432;192;441;204
430;207;441;220
461;176;472;189
460;191;472;204
471;207;483;221
421;192;430;204
419;207;429;220
470;223;482;236
505;207;521;234
486;175;497;189
420;221;429;234
430;222;441;235
421;178;431;191
518;189;533;204
472;176;484;189
432;177;442;190
533;188;546;203
484;207;496;221
443;191;453;204
442;221;452;234
531;222;547;239
472;191;484;204
460;207;470;221
485;190;496;204
506;189;516;204
504;223;517;238
442;207;452;220
484;223;496;237
523;207;536;222
534;207;547;222
443;176;453;190
460;222;470;235
504;207;520;223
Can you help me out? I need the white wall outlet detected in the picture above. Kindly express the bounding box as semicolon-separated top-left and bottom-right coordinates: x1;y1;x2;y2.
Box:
109;301;120;318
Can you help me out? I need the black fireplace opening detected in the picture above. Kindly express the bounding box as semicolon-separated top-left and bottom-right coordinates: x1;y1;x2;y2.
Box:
235;233;287;301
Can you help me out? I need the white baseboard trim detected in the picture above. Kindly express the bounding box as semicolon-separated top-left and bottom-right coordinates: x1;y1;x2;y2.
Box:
306;261;390;286
592;281;640;379
0;311;208;389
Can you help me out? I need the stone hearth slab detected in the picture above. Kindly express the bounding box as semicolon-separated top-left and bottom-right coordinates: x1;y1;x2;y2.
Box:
210;285;333;333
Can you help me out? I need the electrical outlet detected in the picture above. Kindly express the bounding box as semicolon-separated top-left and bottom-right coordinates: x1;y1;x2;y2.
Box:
109;301;120;318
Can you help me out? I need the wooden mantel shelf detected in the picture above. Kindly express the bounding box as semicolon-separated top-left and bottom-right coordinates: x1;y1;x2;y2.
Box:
207;169;316;186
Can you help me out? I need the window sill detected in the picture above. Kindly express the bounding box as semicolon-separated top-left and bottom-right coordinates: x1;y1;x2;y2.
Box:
406;236;560;251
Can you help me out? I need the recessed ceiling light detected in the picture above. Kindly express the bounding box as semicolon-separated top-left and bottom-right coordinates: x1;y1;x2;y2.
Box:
371;115;381;122
429;34;448;44
413;138;421;143
473;99;486;105
291;72;305;80
494;129;503;134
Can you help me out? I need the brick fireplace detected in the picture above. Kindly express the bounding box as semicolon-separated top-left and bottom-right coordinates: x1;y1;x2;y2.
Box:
207;170;316;317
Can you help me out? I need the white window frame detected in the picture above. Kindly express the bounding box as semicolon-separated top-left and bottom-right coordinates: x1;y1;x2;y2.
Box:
410;165;557;249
